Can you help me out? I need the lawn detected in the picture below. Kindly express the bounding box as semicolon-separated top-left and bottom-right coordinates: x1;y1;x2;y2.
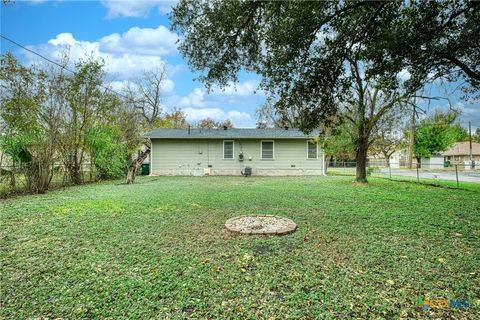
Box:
1;176;479;319
327;169;480;191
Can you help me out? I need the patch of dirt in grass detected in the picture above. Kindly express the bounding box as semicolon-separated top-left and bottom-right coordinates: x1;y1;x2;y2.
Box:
330;248;351;267
133;178;162;185
252;244;276;255
251;240;299;256
220;228;239;240
181;306;195;317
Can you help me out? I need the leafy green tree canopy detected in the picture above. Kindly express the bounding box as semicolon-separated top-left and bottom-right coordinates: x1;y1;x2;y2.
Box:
171;1;479;131
413;110;468;159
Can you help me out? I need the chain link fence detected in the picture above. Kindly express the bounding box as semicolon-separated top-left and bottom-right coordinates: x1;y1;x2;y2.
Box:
3;161;478;196
0;164;99;197
327;161;479;189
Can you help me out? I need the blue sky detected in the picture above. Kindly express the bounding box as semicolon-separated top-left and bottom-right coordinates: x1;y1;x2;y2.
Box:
1;0;265;127
1;0;478;130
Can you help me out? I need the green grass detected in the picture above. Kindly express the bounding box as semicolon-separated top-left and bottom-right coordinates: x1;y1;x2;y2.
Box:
327;169;480;191
0;171;97;196
1;176;479;319
375;174;480;191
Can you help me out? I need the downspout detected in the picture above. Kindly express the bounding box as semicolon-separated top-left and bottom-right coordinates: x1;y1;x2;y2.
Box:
149;139;154;176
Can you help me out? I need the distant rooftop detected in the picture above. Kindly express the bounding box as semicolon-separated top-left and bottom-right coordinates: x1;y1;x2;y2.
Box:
442;141;480;156
145;128;320;139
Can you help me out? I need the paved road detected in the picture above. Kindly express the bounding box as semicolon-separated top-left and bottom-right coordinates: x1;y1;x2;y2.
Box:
377;169;480;184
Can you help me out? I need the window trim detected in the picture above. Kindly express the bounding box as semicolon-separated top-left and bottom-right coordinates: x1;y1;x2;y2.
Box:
223;140;234;160
306;140;318;159
260;140;275;160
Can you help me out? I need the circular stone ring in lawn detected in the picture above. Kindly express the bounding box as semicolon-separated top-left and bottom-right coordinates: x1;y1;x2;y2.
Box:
225;215;297;235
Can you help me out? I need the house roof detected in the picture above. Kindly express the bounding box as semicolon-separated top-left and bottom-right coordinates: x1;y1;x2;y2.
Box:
145;128;320;139
442;141;480;156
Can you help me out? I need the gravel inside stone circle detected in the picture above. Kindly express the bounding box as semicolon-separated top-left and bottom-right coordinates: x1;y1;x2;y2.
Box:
225;215;297;235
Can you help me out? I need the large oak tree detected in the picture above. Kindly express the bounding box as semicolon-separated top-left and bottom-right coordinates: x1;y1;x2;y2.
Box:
171;0;479;182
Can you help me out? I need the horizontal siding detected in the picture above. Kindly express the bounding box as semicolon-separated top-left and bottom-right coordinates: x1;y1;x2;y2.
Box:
151;139;323;175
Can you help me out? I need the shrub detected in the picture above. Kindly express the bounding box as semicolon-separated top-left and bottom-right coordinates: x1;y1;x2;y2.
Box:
86;126;127;180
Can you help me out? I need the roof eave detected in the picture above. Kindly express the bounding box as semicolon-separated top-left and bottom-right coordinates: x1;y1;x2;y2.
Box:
145;136;316;139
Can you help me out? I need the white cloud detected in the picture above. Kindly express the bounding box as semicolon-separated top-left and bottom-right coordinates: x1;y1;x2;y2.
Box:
455;101;478;116
156;1;177;14
169;86;259;127
108;78;175;95
398;69;411;81
177;88;206;108
182;107;254;127
183;108;225;121
174;81;262;109
455;102;480;130
20;28;261;128
101;0;177;18
47;33;78;46
99;25;177;56
212;80;263;96
24;26;178;81
28;0;47;4
226;110;253;124
159;79;175;94
108;80;133;92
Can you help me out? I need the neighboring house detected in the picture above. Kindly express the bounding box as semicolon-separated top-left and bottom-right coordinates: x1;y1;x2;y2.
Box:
442;141;480;165
367;149;412;168
145;127;324;176
366;153;388;166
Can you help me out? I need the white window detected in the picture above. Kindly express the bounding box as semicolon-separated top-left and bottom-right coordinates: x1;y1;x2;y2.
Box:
307;141;318;159
223;140;234;159
261;140;274;159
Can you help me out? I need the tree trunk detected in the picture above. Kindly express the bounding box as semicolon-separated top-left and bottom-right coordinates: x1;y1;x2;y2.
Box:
126;148;151;184
383;152;390;167
11;171;16;188
355;137;369;183
71;164;82;185
407;98;416;169
68;151;83;185
10;166;16;188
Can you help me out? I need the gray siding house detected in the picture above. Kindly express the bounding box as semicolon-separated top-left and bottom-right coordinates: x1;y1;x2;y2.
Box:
145;128;324;176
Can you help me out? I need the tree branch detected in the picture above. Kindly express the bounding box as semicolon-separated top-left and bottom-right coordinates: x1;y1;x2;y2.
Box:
441;54;480;81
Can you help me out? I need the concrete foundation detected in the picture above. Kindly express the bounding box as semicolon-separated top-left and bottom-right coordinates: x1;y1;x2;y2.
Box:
151;168;323;176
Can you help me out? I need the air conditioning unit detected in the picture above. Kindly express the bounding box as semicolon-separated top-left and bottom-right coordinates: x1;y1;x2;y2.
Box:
242;166;252;177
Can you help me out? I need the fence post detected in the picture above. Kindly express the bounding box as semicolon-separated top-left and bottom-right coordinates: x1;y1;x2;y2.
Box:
343;161;346;174
455;165;459;187
416;164;420;183
389;164;392;179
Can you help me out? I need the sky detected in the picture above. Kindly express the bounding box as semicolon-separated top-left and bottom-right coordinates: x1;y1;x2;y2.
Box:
1;0;479;130
0;0;265;127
